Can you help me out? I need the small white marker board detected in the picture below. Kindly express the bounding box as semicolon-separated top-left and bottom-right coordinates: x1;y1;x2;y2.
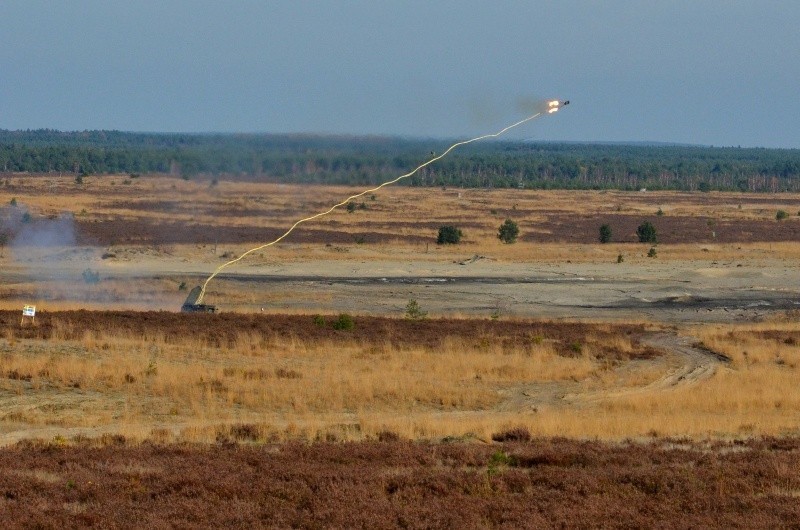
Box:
22;305;36;317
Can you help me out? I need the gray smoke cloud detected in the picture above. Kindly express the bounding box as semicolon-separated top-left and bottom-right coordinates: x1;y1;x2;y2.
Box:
8;213;76;249
1;203;97;303
468;94;556;132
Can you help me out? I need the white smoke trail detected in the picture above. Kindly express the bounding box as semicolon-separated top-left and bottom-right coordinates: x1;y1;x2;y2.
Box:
198;106;567;303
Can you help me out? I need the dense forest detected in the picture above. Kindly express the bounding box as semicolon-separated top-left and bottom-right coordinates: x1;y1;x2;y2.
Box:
1;129;799;192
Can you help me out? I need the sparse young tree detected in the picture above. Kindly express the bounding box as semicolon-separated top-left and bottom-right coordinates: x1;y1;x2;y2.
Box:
637;221;657;243
405;299;427;320
437;225;463;245
599;224;612;244
497;219;519;244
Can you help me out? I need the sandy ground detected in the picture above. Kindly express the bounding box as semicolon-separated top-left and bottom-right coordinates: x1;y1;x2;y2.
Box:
2;244;799;322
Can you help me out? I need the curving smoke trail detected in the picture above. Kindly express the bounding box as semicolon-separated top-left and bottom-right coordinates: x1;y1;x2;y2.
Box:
197;103;568;303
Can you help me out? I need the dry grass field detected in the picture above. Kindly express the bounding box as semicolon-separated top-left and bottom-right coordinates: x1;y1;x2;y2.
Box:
0;309;799;444
0;310;660;444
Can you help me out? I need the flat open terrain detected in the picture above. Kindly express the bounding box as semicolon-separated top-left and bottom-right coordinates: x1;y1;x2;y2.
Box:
1;177;800;443
2;176;800;524
2;175;800;322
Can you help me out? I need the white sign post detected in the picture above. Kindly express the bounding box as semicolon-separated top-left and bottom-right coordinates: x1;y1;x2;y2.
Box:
21;305;36;325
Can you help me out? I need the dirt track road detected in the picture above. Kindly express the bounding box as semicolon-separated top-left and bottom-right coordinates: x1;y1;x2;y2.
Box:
499;332;730;412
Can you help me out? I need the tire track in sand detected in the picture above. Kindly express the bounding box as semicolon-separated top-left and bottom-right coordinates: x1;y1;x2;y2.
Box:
499;332;730;410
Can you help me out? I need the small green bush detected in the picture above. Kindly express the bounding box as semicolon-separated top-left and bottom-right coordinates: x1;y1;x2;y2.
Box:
776;210;789;220
637;221;657;243
332;313;355;331
437;225;463;245
648;246;658;258
313;315;326;327
405;299;427;320
599;224;612;243
497;219;519;244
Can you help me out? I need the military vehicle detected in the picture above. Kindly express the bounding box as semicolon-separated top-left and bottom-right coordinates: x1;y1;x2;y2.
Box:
181;286;217;313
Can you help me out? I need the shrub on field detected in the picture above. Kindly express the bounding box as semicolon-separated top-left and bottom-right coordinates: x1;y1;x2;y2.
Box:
437;225;463;245
599;224;612;243
230;424;260;442
637;221;657;243
332;313;355;330
497;219;519;244
405;299;427;320
377;430;401;442
776;209;789;220
491;427;532;443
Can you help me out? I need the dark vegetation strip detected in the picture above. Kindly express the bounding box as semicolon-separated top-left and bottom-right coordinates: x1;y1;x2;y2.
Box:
522;213;800;244
0;311;656;360
73;218;427;246
2;130;800;191
1;437;799;528
75;215;800;246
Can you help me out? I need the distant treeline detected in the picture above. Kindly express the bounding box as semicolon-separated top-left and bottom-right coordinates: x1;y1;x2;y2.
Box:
2;129;800;192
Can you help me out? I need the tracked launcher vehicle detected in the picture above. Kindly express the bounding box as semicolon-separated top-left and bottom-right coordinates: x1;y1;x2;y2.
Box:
181;286;217;313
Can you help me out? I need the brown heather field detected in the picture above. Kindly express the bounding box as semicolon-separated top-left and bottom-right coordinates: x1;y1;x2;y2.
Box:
2;437;800;528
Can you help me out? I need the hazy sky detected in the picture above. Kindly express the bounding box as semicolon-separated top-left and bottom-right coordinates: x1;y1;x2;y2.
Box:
1;1;798;147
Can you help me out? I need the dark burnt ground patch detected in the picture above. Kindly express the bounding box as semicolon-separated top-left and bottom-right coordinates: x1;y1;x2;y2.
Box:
74;218;428;246
1;438;799;528
69;212;800;246
0;311;656;360
101;199;316;218
522;213;800;244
